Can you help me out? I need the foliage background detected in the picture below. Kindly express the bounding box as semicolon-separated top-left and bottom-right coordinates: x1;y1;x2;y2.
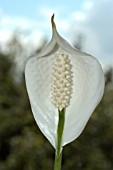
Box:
0;35;113;170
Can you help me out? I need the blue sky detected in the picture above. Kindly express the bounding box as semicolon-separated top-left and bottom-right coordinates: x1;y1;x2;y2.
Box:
0;0;84;18
0;0;113;68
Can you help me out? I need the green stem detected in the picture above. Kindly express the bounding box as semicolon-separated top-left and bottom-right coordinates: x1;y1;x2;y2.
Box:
54;108;65;170
54;152;62;170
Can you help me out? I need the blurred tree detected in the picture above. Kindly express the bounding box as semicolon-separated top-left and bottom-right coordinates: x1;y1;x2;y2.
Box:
35;38;48;54
0;49;54;170
105;67;113;86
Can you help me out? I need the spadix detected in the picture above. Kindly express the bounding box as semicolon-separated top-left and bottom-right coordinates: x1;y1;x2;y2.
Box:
51;54;72;111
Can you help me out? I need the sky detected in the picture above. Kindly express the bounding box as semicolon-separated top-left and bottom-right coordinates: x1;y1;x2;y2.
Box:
0;0;113;69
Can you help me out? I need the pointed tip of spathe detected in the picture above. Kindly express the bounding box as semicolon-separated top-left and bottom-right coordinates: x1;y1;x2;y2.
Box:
51;14;56;30
51;14;55;22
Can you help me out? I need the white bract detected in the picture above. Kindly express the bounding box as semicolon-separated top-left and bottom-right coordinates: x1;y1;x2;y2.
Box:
25;15;105;148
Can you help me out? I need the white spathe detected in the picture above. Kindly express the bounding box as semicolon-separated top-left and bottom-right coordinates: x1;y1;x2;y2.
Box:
25;15;105;148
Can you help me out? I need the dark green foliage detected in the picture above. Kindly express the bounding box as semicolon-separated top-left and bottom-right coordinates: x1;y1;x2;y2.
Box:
0;51;113;170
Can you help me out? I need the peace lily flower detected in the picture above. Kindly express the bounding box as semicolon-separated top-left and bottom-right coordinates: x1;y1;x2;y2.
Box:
25;15;105;170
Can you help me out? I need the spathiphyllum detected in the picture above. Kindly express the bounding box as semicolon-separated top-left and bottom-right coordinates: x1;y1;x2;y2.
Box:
25;14;105;170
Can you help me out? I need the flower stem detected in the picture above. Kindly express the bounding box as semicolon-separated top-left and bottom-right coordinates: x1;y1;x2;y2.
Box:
54;108;65;170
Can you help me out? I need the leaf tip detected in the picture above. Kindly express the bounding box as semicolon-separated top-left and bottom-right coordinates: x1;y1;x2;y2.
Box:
51;14;56;30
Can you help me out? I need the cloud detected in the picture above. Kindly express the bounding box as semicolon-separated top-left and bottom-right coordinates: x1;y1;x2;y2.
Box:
0;10;45;51
82;1;94;11
89;0;113;53
69;0;113;68
0;0;113;69
0;6;67;48
72;11;87;22
0;30;12;43
0;10;41;31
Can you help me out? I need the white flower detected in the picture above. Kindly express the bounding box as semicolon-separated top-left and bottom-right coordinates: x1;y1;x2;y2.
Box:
25;15;105;148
